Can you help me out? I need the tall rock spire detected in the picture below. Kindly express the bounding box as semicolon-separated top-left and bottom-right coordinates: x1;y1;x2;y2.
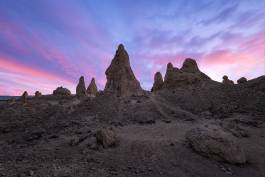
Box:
104;44;142;96
76;76;87;97
87;77;98;96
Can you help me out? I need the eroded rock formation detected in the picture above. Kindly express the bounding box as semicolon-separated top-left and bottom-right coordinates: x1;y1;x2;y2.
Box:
163;59;211;89
151;72;164;92
76;76;87;97
222;75;234;85
104;44;142;96
237;77;247;84
21;91;28;103
35;91;42;97
53;86;71;96
87;78;98;96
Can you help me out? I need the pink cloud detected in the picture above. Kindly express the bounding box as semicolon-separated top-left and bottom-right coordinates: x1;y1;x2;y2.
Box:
0;57;75;95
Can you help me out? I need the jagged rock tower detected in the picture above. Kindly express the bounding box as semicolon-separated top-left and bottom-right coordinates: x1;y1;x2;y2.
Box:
163;58;211;89
104;44;142;96
151;72;164;92
76;76;87;97
87;78;98;96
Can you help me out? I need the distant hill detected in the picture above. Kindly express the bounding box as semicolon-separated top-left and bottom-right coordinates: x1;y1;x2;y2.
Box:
0;96;19;101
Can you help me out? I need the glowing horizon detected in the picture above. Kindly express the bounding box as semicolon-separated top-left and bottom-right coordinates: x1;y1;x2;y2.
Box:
0;0;264;96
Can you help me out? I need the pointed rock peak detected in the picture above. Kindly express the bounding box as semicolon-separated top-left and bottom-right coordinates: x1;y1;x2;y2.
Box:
76;76;86;97
79;76;85;82
181;58;200;73
21;91;28;103
223;75;228;80
118;43;125;51
151;72;164;92
87;77;98;96
104;44;142;96
167;62;174;70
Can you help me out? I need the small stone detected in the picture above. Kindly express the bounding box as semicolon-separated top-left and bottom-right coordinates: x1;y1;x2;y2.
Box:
96;128;118;148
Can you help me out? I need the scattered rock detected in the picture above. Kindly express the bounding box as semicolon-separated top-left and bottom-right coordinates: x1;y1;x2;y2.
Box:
35;91;42;97
186;126;246;164
237;77;247;84
96;128;118;148
53;86;71;96
7;98;16;105
76;76;87;97
222;75;234;85
87;77;98;96
151;72;164;92
104;44;143;96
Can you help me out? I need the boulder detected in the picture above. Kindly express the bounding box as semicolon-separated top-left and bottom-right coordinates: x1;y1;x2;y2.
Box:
151;72;164;92
237;77;247;84
21;91;28;103
87;78;98;96
53;86;71;96
35;91;42;97
186;126;246;164
76;76;87;97
104;44;143;96
163;59;211;89
222;75;234;85
96;128;118;148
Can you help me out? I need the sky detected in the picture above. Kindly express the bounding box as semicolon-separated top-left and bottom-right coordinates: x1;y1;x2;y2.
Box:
0;0;264;95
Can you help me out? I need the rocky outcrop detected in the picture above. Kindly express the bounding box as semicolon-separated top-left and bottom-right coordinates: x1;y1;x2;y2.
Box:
53;86;71;96
96;128;118;148
186;126;246;164
87;78;98;96
35;91;42;97
222;75;234;85
104;44;142;96
237;77;247;84
21;91;28;103
76;76;87;97
163;59;211;89
151;72;164;92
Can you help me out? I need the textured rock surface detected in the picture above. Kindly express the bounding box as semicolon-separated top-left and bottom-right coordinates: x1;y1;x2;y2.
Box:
53;86;71;96
163;59;211;89
76;76;87;97
151;72;164;92
237;77;247;84
96;128;118;148
222;75;234;85
104;44;142;96
186;126;246;164
35;91;42;97
87;78;98;96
